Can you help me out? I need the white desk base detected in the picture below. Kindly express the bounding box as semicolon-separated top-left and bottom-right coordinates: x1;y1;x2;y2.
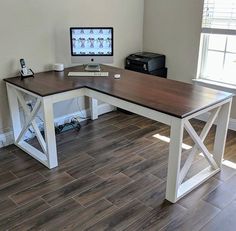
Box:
6;83;232;203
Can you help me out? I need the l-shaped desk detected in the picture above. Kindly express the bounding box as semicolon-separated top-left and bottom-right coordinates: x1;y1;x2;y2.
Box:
4;65;233;203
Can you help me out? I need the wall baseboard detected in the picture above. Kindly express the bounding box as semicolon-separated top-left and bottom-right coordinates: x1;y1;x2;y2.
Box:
228;119;236;131
1;106;235;148
0;103;116;148
0;131;14;148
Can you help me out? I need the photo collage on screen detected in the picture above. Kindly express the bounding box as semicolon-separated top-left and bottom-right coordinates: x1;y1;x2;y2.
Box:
72;29;112;55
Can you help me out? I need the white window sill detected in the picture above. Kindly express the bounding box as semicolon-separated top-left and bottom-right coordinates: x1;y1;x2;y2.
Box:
193;79;236;95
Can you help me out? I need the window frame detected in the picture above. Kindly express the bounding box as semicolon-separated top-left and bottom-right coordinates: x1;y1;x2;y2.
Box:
198;0;236;87
198;33;236;86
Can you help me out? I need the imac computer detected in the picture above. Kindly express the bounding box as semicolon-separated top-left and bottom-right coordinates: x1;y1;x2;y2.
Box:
70;27;113;71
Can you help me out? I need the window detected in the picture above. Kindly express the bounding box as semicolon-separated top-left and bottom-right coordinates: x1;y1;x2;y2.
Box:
198;0;236;86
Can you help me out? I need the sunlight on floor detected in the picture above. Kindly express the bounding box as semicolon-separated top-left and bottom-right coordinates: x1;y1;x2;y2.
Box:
152;133;236;170
223;160;236;170
198;153;236;170
152;134;192;150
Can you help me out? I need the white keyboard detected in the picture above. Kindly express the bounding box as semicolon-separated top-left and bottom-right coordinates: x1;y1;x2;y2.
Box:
68;71;109;77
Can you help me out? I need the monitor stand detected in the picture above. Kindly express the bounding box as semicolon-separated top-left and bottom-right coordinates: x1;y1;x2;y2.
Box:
84;63;101;72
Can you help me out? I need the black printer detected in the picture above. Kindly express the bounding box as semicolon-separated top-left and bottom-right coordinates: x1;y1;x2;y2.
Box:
125;52;167;78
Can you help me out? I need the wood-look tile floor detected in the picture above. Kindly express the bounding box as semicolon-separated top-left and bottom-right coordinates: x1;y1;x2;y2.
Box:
0;111;236;230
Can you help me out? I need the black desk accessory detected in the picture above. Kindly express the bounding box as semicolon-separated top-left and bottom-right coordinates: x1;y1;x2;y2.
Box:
125;52;167;78
20;58;34;79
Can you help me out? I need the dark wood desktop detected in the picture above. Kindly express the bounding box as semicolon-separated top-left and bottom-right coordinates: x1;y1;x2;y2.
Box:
5;65;232;118
4;65;233;203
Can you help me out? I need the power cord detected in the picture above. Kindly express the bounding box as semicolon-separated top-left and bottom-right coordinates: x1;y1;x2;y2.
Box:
26;100;82;136
55;117;81;134
76;98;90;120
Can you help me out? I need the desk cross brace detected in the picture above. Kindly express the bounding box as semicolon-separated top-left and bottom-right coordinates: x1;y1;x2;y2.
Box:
6;85;56;168
166;100;232;202
6;84;98;169
178;107;221;185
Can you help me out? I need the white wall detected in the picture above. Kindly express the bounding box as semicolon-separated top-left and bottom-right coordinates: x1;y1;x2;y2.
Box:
143;0;203;83
143;0;236;119
0;0;144;135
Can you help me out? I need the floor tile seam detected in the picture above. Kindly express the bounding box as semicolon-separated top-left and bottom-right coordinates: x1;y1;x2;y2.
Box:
0;172;46;198
201;189;236;210
76;173;135;206
193;204;223;231
106;173;165;207
93;154;146;178
0;171;19;189
8;197;82;230
8;170;78;198
8;172;77;207
101;125;144;141
121;159;169;180
0;198;51;229
41;173;110;206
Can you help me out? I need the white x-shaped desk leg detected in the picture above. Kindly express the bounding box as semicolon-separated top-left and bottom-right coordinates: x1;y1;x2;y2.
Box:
166;99;232;203
178;107;221;185
6;84;58;169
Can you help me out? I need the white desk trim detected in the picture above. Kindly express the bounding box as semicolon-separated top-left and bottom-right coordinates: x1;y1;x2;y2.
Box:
6;82;232;203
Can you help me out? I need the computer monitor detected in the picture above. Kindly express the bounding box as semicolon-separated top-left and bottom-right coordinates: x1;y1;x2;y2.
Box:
70;27;113;71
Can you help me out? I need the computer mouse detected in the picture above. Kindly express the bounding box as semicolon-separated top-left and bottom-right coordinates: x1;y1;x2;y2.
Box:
114;74;121;79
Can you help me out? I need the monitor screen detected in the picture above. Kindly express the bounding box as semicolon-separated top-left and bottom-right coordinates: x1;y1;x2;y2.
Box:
70;27;113;64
